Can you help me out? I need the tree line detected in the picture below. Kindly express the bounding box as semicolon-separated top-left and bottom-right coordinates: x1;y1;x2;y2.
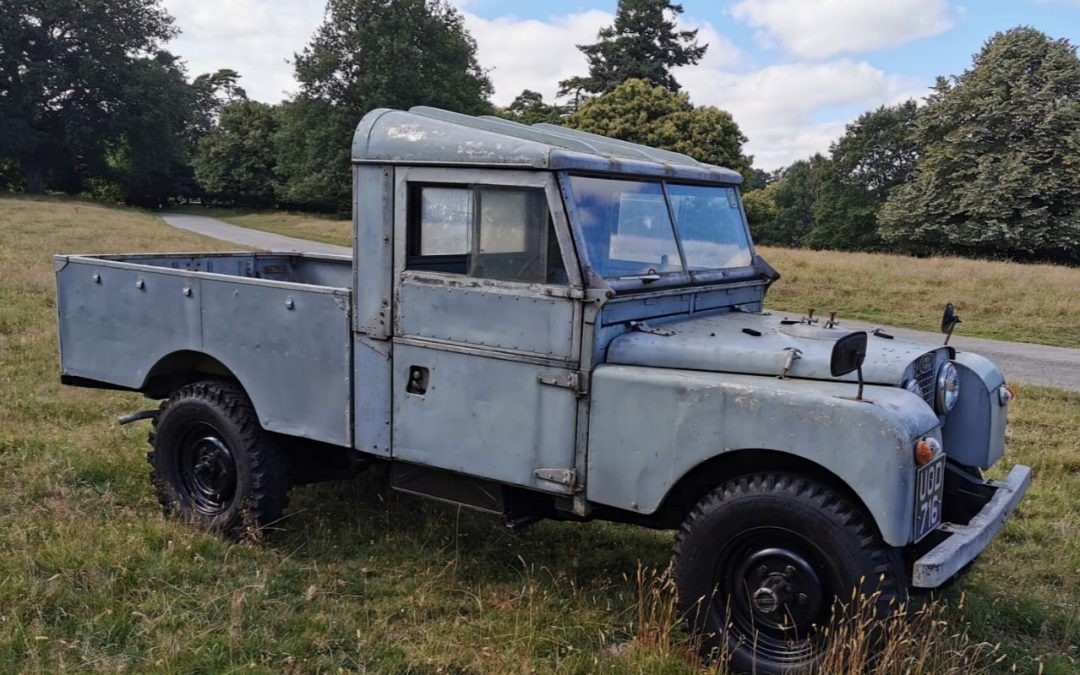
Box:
748;27;1080;263
2;0;1077;263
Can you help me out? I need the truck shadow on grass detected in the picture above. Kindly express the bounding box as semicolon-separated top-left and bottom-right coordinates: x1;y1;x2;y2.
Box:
275;465;675;586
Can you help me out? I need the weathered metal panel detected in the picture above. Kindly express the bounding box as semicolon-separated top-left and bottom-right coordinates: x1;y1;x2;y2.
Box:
391;343;577;493
56;259;203;389
290;256;352;287
399;278;576;359
354;165;394;337
693;285;765;312
601;295;692;325
354;335;392;456
200;277;352;446
57;254;353;448
351;107;743;184
68;251;352;287
942;352;1008;468
607;312;944;386
586;365;943;546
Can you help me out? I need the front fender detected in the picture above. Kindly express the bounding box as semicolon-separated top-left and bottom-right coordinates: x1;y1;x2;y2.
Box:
585;365;942;546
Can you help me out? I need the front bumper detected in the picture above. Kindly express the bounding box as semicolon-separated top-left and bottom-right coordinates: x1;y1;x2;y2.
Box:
912;464;1031;588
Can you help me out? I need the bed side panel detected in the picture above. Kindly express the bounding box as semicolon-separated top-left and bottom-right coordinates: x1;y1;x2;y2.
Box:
56;259;203;388
200;277;352;447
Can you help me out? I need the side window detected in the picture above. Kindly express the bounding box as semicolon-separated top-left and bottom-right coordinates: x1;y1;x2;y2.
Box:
407;184;568;285
419;187;471;255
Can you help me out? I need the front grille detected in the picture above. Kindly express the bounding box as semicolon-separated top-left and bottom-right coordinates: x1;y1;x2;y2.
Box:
915;353;936;405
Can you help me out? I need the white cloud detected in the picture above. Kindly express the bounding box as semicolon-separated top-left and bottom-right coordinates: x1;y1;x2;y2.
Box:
159;1;929;170
677;60;928;169
163;0;325;102
460;10;612;106
730;0;958;59
461;11;741;106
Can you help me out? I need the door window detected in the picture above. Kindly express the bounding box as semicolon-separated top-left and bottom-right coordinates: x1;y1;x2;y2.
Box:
407;184;567;285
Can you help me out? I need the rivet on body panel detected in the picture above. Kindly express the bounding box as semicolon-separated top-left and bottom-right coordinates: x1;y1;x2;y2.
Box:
285;297;295;310
92;273;101;284
182;286;192;297
135;279;145;290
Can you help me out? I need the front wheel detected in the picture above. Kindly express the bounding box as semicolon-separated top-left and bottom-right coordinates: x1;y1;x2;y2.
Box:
148;380;290;536
672;473;906;674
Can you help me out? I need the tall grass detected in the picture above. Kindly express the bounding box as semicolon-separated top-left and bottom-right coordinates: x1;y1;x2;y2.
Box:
621;565;1010;674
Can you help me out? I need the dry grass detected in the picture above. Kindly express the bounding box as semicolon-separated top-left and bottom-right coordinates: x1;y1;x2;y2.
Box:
0;194;1077;672
759;245;1080;348
188;209;1080;347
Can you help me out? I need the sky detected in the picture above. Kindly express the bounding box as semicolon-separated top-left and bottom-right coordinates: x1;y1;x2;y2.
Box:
161;0;1080;170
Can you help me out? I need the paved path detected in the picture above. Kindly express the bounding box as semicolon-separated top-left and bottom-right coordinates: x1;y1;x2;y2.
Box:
839;320;1080;392
161;213;351;256
161;212;1080;392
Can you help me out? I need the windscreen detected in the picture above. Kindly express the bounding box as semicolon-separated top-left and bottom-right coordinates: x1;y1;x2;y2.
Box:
667;183;753;270
569;176;682;278
568;175;752;279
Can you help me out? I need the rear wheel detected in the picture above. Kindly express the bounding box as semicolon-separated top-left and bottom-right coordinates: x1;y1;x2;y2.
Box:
148;381;290;535
672;473;906;674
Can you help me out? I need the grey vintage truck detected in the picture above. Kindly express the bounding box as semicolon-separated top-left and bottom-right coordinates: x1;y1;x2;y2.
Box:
55;107;1030;672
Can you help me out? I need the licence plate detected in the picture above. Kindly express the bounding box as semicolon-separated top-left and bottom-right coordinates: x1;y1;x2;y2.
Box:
913;454;946;542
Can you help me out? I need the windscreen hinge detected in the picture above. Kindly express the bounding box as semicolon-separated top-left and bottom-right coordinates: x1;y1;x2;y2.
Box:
537;370;585;396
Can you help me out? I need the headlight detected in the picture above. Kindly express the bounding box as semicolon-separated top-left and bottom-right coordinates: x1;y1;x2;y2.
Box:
936;361;960;413
904;378;923;397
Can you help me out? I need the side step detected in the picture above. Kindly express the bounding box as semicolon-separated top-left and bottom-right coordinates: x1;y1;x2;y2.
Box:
390;463;505;514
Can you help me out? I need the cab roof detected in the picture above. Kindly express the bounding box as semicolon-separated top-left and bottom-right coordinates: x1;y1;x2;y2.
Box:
352;106;743;185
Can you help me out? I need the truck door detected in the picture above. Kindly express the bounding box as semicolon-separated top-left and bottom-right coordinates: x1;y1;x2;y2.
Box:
390;168;584;496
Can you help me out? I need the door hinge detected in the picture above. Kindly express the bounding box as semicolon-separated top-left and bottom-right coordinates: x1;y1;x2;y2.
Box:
537;371;585;395
534;467;577;487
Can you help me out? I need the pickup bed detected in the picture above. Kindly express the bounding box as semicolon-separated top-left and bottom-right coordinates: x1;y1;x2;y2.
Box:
55;252;355;446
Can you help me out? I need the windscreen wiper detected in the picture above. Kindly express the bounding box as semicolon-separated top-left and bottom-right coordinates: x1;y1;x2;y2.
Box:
619;268;662;284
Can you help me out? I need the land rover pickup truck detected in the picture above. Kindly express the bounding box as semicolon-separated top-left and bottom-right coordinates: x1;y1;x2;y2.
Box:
55;106;1030;673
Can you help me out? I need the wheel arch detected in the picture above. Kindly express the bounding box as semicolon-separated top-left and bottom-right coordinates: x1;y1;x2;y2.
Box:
141;350;243;399
654;448;880;538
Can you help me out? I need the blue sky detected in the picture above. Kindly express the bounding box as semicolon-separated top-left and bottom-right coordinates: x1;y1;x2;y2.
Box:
163;0;1080;169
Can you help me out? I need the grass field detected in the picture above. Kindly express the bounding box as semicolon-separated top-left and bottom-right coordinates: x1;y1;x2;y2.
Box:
1;195;1078;672
192;208;1080;349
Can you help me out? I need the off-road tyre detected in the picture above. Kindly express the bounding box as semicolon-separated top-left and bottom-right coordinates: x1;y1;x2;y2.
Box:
672;472;907;675
147;380;290;536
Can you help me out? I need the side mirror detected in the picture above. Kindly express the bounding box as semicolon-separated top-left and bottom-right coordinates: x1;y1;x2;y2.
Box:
941;303;961;345
832;331;868;401
830;331;868;377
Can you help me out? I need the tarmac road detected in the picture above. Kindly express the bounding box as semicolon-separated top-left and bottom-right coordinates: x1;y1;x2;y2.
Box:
161;212;1080;392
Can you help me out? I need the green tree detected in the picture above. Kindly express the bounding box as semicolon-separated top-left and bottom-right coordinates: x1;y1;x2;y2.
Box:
273;98;355;211
0;0;176;193
880;28;1080;261
496;90;566;125
278;0;493;210
189;69;248;142
108;52;198;207
742;185;779;234
750;155;829;247
194;100;278;206
807;101;919;251
566;79;751;177
559;0;706;97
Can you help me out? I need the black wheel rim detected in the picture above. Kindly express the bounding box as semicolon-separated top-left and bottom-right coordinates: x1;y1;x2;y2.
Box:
713;526;842;664
174;421;238;516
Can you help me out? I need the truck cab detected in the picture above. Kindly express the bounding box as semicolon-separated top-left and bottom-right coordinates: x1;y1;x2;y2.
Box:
55;106;1030;673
